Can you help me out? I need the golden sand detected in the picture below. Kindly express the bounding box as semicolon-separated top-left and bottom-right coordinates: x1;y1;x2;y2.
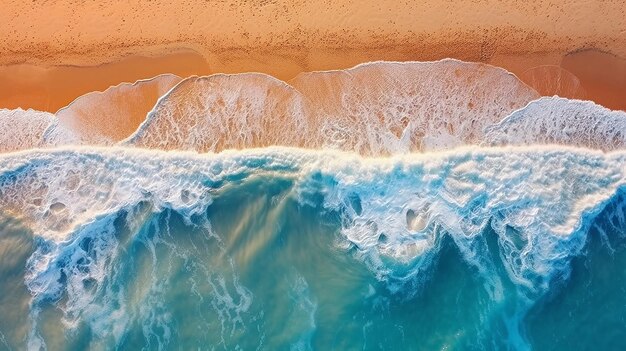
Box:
0;0;625;111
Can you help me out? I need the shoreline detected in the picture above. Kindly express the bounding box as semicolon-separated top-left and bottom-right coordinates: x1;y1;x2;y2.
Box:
1;48;624;113
1;0;624;111
0;51;210;112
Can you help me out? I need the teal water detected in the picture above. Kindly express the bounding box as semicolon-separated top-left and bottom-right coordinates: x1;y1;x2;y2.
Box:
0;147;625;350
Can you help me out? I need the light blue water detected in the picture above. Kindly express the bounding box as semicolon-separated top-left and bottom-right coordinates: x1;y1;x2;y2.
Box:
0;147;625;350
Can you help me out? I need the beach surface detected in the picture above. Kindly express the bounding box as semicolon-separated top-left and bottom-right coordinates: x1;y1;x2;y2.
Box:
0;0;625;111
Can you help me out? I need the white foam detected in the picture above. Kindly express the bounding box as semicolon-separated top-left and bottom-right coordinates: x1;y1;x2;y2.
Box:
125;60;539;155
296;146;625;297
126;73;311;152
291;59;539;154
7;61;626;157
0;109;55;152
1;146;624;298
484;97;626;151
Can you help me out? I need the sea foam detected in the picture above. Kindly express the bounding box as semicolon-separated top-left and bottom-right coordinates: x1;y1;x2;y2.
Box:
0;109;55;152
127;60;539;155
126;74;311;152
0;59;542;154
484;97;626;151
290;59;539;154
0;146;623;292
0;146;624;349
3;60;626;157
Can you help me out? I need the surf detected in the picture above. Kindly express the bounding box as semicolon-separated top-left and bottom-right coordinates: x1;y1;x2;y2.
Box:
0;58;625;350
0;145;625;349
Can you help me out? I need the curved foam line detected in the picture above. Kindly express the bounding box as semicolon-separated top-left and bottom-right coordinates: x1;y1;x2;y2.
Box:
484;97;626;151
43;74;183;145
126;58;538;143
123;72;304;144
123;72;312;152
55;73;182;115
124;59;539;155
289;58;535;89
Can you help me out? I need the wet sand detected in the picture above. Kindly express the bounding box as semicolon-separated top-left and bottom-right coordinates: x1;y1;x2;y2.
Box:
0;52;210;112
561;50;626;111
0;0;625;111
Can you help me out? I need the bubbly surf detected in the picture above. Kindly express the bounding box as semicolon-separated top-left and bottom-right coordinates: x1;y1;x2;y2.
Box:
0;59;625;350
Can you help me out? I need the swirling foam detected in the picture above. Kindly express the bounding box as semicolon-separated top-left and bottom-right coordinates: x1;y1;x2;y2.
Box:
1;146;624;348
0;109;54;152
0;146;623;286
484;97;626;151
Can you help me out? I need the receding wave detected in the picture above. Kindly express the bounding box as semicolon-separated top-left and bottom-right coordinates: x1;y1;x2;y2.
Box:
45;74;182;145
127;60;539;155
519;65;587;100
484;97;626;151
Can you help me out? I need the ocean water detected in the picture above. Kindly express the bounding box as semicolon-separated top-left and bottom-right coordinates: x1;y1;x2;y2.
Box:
1;60;626;350
0;146;624;350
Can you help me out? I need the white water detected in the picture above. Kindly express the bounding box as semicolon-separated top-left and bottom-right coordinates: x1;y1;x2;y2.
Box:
1;146;624;304
484;97;626;151
1;59;625;351
0;60;547;155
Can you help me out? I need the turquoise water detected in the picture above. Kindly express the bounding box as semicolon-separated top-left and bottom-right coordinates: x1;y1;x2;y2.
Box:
0;147;625;350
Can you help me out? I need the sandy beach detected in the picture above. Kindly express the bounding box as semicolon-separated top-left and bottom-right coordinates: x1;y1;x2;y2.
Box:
0;0;625;111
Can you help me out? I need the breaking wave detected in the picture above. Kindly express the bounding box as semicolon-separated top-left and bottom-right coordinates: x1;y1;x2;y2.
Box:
1;58;626;350
0;146;625;349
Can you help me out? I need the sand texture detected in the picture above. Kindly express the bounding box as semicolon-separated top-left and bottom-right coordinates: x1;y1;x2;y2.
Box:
0;0;624;111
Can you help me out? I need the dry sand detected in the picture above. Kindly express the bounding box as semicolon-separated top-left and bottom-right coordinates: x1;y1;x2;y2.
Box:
0;0;625;111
